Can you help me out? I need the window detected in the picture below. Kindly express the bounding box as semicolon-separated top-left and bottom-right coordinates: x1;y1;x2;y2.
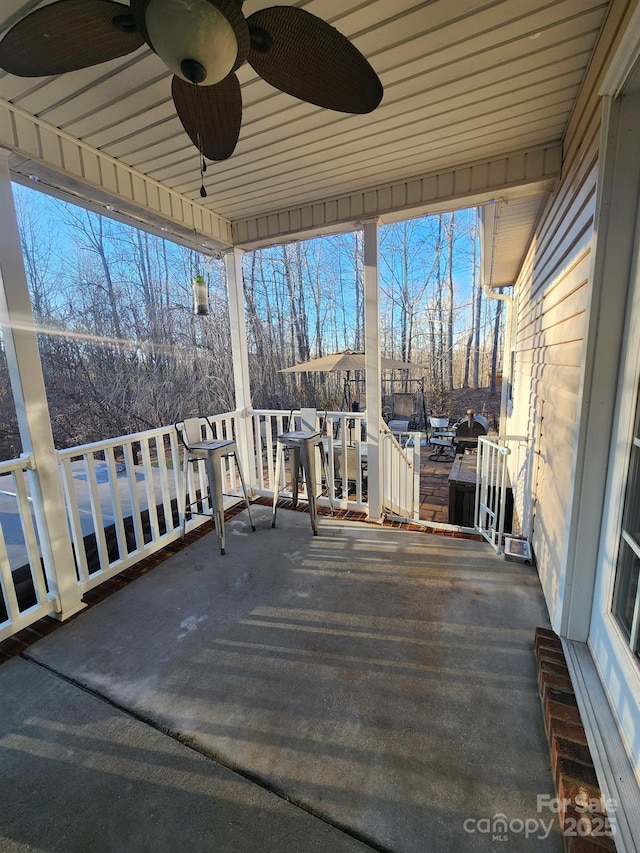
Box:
612;375;640;655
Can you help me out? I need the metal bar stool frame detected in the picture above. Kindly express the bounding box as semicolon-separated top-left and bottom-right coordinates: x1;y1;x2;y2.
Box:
271;412;334;535
175;417;255;555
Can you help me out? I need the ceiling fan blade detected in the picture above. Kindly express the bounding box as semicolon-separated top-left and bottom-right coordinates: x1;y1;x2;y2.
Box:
246;7;382;114
172;73;242;161
0;0;144;77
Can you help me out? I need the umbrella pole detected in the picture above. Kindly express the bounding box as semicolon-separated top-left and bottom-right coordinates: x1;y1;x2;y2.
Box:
341;373;351;411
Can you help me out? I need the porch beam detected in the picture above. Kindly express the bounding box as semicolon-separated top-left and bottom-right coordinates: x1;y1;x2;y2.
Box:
0;150;85;621
0;99;233;251
363;219;383;521
232;144;562;250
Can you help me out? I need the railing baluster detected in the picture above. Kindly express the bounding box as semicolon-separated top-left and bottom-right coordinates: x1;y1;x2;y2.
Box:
123;441;144;552
59;455;89;583
169;430;183;529
13;468;46;601
157;436;174;535
140;438;160;541
0;511;21;624
84;452;109;574
105;446;128;564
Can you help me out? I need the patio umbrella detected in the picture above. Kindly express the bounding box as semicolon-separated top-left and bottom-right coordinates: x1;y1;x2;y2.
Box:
279;349;414;374
279;349;415;408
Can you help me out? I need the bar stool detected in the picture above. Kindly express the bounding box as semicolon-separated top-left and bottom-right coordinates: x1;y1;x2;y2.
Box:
175;417;255;555
271;418;333;535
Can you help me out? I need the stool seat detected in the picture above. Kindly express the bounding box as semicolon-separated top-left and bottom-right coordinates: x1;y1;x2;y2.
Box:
277;431;321;444
272;430;332;535
187;439;236;455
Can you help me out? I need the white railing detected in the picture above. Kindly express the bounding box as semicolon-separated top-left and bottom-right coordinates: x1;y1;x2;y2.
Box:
0;454;54;641
57;424;183;591
1;407;422;641
475;435;528;553
249;409;370;512
324;413;369;511
248;409;419;517
380;421;421;520
57;412;248;592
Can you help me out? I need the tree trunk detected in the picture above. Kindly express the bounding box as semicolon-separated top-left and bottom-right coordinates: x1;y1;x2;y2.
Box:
446;212;455;390
490;292;504;395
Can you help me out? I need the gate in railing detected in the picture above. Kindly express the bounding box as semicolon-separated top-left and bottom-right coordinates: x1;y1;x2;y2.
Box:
380;422;421;521
475;435;528;553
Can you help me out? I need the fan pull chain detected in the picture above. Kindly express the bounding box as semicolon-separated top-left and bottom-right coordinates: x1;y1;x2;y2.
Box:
199;147;207;198
195;84;207;198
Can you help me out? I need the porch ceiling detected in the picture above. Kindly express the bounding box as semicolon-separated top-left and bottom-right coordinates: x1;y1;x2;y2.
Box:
0;1;610;267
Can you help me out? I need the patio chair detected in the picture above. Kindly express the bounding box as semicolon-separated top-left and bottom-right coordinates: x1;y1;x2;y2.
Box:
348;400;367;442
175;416;255;555
428;416;455;461
333;444;367;499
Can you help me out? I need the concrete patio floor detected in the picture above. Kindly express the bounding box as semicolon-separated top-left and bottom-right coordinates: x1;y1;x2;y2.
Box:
0;506;562;852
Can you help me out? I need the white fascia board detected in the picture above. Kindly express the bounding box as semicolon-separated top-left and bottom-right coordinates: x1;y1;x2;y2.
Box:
0;99;233;251
232;144;562;250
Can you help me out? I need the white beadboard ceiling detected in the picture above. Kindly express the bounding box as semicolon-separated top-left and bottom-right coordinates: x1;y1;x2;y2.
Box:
0;0;611;283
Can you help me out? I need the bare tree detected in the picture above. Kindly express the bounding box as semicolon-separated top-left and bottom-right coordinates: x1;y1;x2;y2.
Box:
4;185;504;461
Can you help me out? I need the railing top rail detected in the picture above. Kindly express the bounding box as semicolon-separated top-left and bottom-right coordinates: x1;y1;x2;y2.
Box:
52;406;423;465
208;409;242;421
0;453;34;475
56;425;176;458
55;412;245;460
478;436;511;456
479;434;528;451
249;407;366;419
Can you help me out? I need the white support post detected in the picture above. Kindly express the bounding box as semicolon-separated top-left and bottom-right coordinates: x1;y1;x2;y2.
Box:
362;219;383;520
224;248;255;491
0;152;85;620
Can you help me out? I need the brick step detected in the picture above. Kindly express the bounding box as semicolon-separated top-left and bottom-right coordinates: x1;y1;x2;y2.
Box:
534;627;617;852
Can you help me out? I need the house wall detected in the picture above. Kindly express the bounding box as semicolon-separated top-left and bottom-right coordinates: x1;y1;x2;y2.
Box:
506;0;639;630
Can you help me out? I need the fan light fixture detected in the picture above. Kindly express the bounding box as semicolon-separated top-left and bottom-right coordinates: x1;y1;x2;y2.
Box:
145;0;237;86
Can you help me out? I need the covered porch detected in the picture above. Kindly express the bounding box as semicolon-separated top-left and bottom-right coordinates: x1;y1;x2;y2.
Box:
3;0;637;849
1;504;560;852
0;0;571;635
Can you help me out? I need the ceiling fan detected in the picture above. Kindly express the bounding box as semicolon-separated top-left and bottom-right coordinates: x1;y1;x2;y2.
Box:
0;0;383;192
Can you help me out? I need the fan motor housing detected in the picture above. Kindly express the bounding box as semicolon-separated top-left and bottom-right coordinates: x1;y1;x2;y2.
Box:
131;0;250;81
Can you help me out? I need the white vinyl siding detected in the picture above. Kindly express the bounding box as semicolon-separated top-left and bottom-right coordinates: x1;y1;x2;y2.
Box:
506;0;638;626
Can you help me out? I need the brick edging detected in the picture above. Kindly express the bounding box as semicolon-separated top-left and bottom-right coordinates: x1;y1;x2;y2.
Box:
534;627;617;852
